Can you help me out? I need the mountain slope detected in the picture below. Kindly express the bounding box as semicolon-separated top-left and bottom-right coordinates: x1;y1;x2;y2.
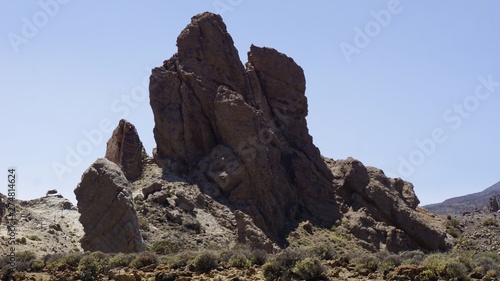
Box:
424;181;500;215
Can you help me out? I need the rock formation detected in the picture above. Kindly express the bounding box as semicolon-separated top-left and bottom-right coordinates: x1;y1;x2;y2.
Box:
489;195;499;213
146;12;449;251
150;12;339;244
329;158;447;251
105;119;147;181
74;158;144;253
74;12;449;253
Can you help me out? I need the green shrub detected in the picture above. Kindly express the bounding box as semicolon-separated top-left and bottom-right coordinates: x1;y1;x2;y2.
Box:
17;251;36;263
160;253;188;269
292;257;326;280
446;218;460;228
149;240;180;255
229;254;250;268
45;252;83;271
30;259;45;272
473;252;500;262
380;254;402;276
399;250;426;265
443;261;469;281
472;253;500;278
15;237;27;245
13;250;37;272
418;269;437;281
248;249;268;266
421;254;469;281
421;253;450;276
109;253;133;268
130;251;158;269
447;227;461;238
193;252;218;273
308;242;337;260
482;218;498;227
353;255;379;274
263;248;304;281
78;252;110;281
445;218;462;238
138;216;150;231
263;261;282;281
26;235;41;241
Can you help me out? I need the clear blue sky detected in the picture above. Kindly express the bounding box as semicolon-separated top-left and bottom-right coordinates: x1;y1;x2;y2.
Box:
1;1;499;205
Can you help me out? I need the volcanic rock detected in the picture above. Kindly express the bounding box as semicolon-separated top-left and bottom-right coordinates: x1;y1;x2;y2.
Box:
149;12;339;244
105;119;147;180
489;195;499;213
74;158;144;253
329;157;447;251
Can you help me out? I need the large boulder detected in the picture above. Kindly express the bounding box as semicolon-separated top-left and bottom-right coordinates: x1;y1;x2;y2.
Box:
149;12;339;244
105;119;147;181
74;158;144;253
330;157;448;251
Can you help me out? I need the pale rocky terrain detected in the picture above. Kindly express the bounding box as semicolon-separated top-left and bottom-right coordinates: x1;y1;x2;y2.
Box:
0;193;83;256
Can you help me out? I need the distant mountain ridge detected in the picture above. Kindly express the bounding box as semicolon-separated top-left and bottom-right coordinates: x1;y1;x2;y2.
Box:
424;181;500;215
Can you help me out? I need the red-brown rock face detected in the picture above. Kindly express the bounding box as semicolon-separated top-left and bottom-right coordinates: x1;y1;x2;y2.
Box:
149;12;340;244
148;12;448;251
105;119;147;181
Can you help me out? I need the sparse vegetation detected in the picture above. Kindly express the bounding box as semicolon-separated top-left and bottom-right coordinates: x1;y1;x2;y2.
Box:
307;242;337;261
353;254;379;275
15;237;27;245
45;252;83;272
471;252;500;278
109;253;133;268
138;215;150;231
292;257;326;280
130;251;158;269
482;218;498;227
30;259;46;272
149;239;180;255
77;251;110;280
263;248;304;281
248;249;268;266
193;252;218;273
26;234;41;241
229;253;250;268
420;253;469;281
445;217;462;238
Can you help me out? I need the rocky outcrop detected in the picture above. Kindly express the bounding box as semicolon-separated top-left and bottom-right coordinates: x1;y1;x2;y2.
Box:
105;119;147;181
71;12;449;253
329;157;447;251
74;158;144;253
489;195;499;213
149;12;339;244
234;210;275;252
